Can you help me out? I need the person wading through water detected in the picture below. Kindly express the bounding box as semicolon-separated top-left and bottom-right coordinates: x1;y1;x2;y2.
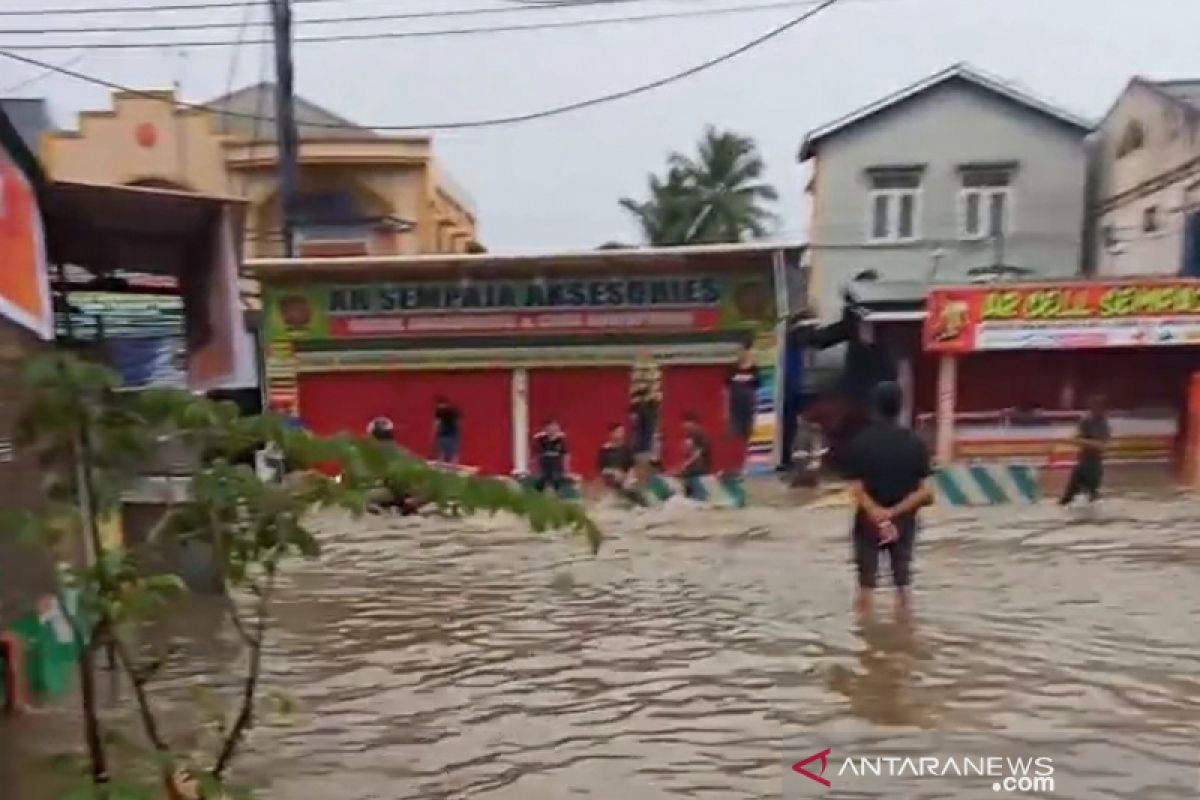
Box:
844;382;933;623
726;341;761;474
629;353;662;480
433;396;462;465
1060;393;1110;507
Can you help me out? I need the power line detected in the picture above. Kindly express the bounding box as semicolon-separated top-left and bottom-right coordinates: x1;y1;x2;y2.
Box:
2;48;89;92
0;0;845;130
0;0;843;48
1;0;737;35
0;0;645;18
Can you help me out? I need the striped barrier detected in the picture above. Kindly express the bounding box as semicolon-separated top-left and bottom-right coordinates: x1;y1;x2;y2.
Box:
933;464;1040;506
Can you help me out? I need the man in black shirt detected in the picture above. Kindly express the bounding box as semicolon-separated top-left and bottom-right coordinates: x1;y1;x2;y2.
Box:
726;342;762;471
596;422;646;506
1060;394;1110;506
433;396;462;464
678;414;712;499
844;382;933;623
533;419;569;495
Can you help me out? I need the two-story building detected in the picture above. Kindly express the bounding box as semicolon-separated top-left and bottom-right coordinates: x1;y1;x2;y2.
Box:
1092;77;1200;277
41;84;482;258
799;63;1092;321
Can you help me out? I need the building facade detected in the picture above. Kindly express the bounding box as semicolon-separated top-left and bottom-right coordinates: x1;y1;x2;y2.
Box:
253;244;803;477
1092;78;1200;278
41;85;481;259
799;64;1091;320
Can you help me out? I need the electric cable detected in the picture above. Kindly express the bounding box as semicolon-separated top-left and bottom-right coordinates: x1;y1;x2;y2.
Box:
0;0;845;131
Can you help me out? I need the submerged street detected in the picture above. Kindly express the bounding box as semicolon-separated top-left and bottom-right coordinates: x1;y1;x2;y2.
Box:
4;489;1199;799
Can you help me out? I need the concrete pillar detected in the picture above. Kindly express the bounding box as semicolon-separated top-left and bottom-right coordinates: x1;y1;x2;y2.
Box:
935;354;957;464
897;355;914;428
512;368;528;474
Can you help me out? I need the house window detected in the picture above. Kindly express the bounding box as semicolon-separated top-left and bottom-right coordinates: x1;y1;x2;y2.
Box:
1142;205;1159;233
866;168;922;242
959;167;1013;239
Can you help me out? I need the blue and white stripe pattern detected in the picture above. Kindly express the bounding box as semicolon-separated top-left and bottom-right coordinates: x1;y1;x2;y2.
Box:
933;464;1040;506
511;473;747;508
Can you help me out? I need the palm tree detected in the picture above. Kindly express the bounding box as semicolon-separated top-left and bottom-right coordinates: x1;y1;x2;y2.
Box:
619;127;778;246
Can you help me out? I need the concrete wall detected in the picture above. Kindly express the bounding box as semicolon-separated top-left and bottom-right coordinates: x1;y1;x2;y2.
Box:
1092;81;1200;276
807;80;1088;320
41;91;479;256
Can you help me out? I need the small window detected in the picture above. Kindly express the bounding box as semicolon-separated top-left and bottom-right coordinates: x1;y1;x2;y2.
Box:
865;167;922;242
1102;224;1117;249
959;167;1012;239
1143;205;1159;233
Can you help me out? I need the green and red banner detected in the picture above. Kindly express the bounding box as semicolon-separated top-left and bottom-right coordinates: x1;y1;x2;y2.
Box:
925;280;1200;353
265;275;775;341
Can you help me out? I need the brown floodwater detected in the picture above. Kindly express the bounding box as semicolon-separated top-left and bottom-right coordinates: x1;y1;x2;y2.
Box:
3;489;1199;798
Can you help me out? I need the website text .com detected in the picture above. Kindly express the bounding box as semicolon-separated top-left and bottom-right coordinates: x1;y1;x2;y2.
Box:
792;753;1057;793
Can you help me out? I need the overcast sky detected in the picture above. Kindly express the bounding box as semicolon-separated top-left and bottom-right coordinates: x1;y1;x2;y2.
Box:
4;0;1200;251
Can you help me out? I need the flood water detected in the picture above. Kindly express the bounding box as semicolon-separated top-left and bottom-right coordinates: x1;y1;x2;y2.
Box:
4;488;1199;798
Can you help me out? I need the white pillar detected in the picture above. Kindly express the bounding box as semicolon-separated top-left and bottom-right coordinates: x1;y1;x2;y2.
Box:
512;368;529;474
935;354;957;465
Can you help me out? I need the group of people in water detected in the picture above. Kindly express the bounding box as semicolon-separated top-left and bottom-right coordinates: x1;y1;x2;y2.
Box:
363;344;764;504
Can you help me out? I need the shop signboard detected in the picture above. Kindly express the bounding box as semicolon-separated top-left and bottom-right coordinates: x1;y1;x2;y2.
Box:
264;275;776;341
925;281;1200;353
0;147;52;340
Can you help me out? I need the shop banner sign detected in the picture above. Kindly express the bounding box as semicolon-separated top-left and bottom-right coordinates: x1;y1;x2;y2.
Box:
925;281;1200;353
0;149;52;339
266;275;775;341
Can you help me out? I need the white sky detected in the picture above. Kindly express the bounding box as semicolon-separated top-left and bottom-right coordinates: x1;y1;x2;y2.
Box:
3;0;1199;250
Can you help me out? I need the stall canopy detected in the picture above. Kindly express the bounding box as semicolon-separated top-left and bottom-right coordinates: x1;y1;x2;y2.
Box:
0;105;253;391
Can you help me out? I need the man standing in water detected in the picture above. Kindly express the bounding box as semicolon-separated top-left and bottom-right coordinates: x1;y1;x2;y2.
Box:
433;396;462;465
1060;393;1110;507
726;341;761;473
844;382;932;622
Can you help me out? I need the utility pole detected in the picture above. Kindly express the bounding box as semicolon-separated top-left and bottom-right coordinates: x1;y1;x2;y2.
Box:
268;0;300;258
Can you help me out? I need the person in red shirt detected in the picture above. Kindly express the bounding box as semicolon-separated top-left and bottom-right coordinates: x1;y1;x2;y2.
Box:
0;628;29;714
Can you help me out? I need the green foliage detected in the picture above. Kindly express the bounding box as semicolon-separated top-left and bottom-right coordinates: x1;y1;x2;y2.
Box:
619;125;779;246
2;353;600;799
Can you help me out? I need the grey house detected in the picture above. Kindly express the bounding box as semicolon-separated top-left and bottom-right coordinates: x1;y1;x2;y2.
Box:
799;64;1092;321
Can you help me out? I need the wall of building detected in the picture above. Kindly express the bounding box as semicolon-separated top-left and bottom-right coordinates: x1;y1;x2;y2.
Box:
1092;82;1200;276
808;81;1088;320
41;91;479;256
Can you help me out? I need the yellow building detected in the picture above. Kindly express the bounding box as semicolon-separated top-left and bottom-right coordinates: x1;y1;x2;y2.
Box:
41;84;481;258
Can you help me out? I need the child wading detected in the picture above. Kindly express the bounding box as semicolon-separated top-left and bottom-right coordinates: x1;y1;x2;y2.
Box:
533;419;569;495
596;422;647;506
1060;394;1110;507
677;414;712;499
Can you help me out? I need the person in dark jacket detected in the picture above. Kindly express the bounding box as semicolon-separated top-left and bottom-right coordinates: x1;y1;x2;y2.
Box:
726;342;762;472
533;419;569;495
1060;394;1110;506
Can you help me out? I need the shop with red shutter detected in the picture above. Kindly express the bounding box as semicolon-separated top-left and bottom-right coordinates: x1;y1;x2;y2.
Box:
923;280;1200;472
255;244;803;478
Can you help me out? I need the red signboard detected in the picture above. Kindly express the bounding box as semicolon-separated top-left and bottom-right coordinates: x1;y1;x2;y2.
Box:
925;281;1200;353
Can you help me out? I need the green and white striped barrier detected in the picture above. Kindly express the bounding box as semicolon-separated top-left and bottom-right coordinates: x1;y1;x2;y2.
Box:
933;464;1040;506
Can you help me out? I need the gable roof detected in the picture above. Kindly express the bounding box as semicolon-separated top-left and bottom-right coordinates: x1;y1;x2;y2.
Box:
205;82;380;140
798;63;1092;161
1153;79;1200;111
